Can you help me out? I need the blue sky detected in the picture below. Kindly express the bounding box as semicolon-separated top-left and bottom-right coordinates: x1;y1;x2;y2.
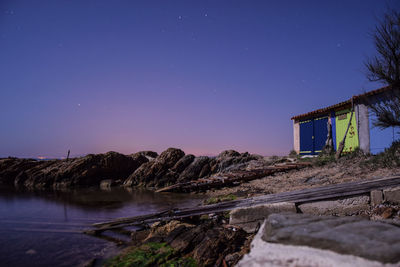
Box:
1;0;399;158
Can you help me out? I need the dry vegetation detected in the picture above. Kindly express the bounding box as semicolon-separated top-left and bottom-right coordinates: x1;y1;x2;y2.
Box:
206;142;400;199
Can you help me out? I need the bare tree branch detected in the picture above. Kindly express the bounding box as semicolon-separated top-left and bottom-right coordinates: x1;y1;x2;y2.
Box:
365;9;400;131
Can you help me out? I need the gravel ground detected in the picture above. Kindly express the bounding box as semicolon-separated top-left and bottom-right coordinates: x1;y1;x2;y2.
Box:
204;157;400;199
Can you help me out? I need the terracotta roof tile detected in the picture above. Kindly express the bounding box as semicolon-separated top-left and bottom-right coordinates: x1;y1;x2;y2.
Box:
291;86;391;121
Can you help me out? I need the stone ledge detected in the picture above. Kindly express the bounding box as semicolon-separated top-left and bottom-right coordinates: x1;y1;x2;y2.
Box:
383;187;400;204
262;213;400;264
229;202;296;233
298;195;370;216
238;220;396;267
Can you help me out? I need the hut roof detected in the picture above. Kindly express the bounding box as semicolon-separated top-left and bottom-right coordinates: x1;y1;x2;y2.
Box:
291;86;391;121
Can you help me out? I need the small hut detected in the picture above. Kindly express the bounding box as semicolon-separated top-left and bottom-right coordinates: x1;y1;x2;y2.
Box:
291;86;400;155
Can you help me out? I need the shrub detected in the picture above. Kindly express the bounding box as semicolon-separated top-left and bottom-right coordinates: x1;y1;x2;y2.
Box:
288;150;298;157
364;140;400;169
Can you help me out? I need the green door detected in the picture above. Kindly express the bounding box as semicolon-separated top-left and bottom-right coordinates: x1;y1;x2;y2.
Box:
335;109;359;152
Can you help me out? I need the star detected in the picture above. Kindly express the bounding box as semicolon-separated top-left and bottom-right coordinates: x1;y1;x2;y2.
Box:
77;103;81;107
178;15;182;20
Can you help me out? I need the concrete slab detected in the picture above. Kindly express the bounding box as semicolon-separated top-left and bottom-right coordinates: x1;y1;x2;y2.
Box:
383;187;400;204
238;220;396;267
229;202;296;233
371;190;383;206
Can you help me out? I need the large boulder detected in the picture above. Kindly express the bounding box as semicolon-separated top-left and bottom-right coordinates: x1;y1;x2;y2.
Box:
215;150;258;172
137;220;248;267
262;213;400;263
13;151;147;189
178;156;210;182
124;148;185;187
149;154;196;188
171;154;195;173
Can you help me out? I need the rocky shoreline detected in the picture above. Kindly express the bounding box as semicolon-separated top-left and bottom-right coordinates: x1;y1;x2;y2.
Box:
3;147;400;266
0;148;259;190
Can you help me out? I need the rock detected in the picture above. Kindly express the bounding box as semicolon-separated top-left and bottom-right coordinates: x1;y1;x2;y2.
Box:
0;158;44;185
100;179;117;190
171;154;195;173
9;152;146;189
225;253;241;266
144;220;193;243
136;219;248;266
238;220;392;267
262;213;400;263
383;187;400;204
218;150;241;158
199;163;211;178
371;190;383;206
229;202;297;233
298;195;370;216
209;158;218;173
381;207;394;219
215;150;258;172
124;148;185;187
131;151;158;160
158;148;186;167
190;223;248;266
178;156;209;182
131;229;151;245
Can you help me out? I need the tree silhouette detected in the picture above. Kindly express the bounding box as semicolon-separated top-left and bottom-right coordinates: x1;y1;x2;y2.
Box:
365;9;400;129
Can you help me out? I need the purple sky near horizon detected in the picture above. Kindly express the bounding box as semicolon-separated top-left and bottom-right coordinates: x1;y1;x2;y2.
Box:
1;1;399;158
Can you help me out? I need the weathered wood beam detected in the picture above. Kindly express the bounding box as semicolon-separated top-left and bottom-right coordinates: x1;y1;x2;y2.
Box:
88;175;400;234
156;163;311;193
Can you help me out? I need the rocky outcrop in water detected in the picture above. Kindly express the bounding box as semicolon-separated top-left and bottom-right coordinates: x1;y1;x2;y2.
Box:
0;158;43;186
123;148;185;188
0;148;260;190
0;152;148;189
124;148;259;188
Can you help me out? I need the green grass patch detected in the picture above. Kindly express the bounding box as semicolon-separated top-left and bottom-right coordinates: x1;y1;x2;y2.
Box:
204;194;237;205
104;242;197;267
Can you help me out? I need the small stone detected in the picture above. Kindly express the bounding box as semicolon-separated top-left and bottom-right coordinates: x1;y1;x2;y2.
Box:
225;252;240;264
381;207;394;219
370;190;383;206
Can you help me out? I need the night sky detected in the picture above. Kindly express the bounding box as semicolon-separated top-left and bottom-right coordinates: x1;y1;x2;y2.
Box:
1;1;399;158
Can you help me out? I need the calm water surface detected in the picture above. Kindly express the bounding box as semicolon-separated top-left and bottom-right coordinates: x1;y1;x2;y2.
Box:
0;187;204;266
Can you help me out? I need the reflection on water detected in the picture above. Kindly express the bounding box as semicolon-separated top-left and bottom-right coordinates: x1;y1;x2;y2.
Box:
0;186;204;267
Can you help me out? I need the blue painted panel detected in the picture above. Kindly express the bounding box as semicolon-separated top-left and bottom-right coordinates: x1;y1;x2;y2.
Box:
300;120;313;155
369;112;396;154
314;116;328;153
331;111;337;151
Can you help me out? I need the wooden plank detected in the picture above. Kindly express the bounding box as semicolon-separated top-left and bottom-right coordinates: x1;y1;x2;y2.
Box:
90;175;400;233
